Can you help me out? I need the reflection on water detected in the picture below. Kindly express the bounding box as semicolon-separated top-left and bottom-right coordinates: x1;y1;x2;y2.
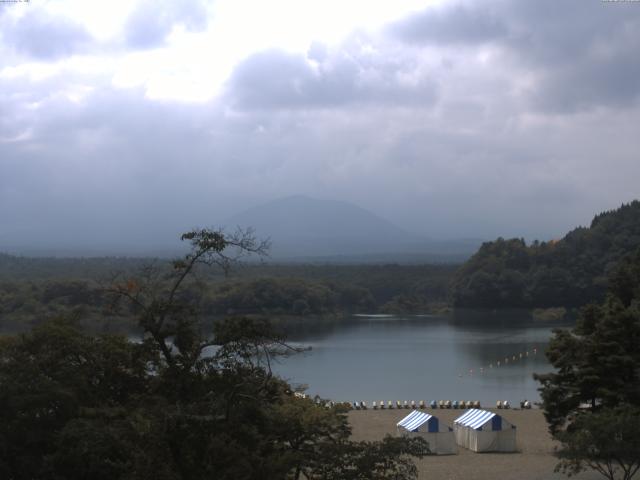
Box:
273;311;571;405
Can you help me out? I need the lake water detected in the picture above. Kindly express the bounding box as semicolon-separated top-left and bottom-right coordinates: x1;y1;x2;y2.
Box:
274;311;566;406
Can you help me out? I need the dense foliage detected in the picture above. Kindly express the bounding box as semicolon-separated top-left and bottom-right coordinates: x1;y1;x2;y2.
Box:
0;318;429;480
535;248;640;479
451;201;640;308
205;278;375;316
554;407;640;480
0;229;430;479
0;259;455;333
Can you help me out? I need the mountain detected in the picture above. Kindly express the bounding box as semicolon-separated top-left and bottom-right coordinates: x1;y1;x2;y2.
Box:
451;200;640;308
222;195;477;261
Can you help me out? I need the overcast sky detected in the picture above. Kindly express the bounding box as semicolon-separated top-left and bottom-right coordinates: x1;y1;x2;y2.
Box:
1;0;640;252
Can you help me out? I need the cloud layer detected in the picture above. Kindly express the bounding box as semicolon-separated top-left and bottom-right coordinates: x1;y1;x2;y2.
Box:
1;0;640;253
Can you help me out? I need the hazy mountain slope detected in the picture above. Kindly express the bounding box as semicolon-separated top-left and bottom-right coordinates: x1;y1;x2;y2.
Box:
222;195;430;258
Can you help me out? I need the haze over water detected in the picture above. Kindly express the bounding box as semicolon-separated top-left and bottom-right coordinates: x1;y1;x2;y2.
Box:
275;311;559;405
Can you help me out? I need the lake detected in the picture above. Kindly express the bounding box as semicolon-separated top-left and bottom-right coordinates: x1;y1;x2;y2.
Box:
273;311;568;406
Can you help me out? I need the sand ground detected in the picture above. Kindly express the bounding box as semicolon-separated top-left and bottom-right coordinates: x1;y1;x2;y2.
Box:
348;408;602;480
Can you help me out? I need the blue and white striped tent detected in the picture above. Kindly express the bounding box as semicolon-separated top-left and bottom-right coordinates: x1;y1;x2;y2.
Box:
453;409;516;452
397;410;456;454
397;411;438;432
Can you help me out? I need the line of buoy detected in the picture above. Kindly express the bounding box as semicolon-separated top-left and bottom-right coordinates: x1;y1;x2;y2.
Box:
458;347;538;379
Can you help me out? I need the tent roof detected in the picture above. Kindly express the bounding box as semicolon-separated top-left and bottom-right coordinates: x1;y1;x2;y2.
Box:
454;409;497;429
397;410;433;432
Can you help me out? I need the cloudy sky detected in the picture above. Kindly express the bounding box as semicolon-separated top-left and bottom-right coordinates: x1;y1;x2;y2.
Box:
1;0;640;253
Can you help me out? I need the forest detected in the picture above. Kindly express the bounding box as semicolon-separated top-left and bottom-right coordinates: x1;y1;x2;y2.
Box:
0;254;455;333
451;201;640;309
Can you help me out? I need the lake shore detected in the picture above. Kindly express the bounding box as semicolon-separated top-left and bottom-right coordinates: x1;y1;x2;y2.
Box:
348;408;600;480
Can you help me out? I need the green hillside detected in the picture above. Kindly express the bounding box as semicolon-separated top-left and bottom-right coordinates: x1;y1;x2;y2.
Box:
451;201;640;308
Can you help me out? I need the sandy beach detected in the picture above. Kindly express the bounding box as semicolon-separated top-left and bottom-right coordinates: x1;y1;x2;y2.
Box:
348;408;601;480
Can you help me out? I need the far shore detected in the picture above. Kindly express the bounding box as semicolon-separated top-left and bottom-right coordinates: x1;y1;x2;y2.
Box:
348;408;601;480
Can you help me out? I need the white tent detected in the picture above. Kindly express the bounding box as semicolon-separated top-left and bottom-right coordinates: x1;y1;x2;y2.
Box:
453;409;517;452
397;410;457;455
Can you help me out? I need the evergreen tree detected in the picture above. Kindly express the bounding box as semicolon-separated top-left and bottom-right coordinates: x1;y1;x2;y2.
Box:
536;248;640;479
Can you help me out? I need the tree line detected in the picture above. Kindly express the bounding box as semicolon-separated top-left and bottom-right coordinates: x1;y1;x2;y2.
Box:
451;201;640;309
0;262;455;333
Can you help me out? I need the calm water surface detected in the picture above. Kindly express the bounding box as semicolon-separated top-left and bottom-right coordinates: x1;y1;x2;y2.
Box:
274;311;566;405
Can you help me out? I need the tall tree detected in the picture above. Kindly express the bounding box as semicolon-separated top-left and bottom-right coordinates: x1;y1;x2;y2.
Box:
536;248;640;479
536;249;640;433
107;227;270;377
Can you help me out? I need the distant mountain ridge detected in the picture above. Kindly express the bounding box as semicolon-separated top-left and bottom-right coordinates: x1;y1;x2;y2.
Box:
0;195;481;261
451;200;640;308
222;195;478;260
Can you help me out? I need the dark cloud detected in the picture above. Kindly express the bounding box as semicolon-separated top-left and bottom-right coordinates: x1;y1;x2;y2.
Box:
124;0;210;49
388;2;508;45
504;0;640;112
1;9;92;59
390;0;640;112
3;71;638;251
0;84;227;251
529;37;640;112
226;43;438;110
504;0;636;66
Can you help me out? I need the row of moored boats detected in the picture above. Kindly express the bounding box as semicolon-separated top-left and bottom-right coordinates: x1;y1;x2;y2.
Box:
346;399;533;410
349;400;482;410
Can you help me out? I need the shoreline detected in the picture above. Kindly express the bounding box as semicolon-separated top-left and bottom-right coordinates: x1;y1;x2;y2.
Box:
348;408;600;480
